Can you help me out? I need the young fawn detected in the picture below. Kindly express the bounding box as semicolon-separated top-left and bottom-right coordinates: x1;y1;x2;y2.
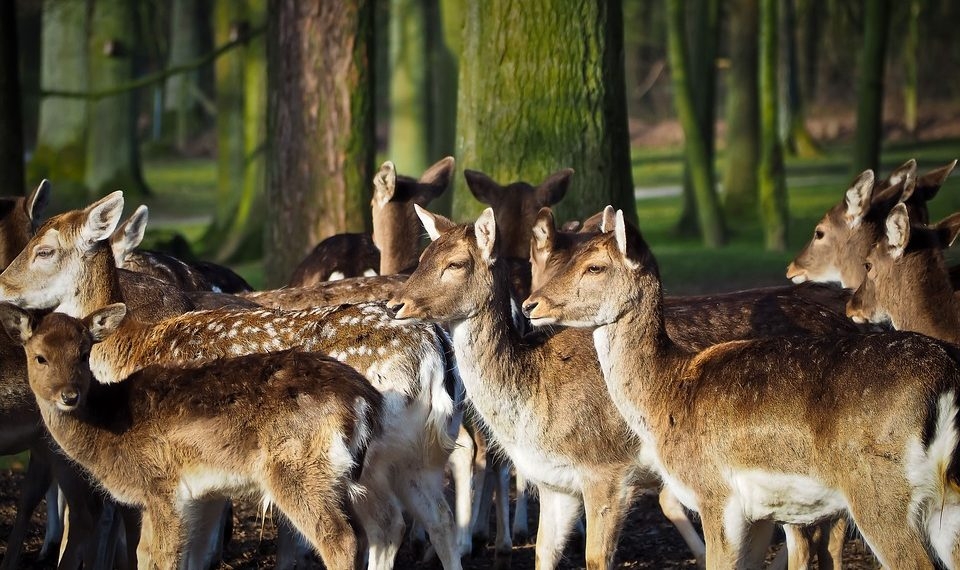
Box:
387;206;710;570
524;209;960;569
847;203;960;344
0;191;466;569
0;302;382;570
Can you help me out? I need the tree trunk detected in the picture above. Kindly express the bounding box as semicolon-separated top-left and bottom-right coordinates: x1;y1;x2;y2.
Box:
851;0;891;174
723;0;760;223
800;0;822;103
903;0;919;135
85;0;149;197
29;0;89;197
388;0;429;175
665;0;725;247
758;0;788;251
164;0;204;151
453;0;637;226
675;0;719;238
425;0;459;216
0;0;25;195
783;0;821;157
213;0;246;225
265;0;375;287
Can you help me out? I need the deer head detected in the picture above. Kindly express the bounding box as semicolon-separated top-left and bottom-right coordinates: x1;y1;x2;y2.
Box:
524;207;659;328
464;168;574;259
0;302;126;412
0;192;125;312
0;180;51;270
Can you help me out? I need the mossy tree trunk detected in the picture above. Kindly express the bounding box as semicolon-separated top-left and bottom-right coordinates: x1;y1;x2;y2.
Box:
758;0;788;251
85;0;149;197
265;0;375;286
783;0;821;157
723;0;760;224
164;0;205;151
388;0;429;175
0;0;25;195
428;0;461;216
212;0;246;225
851;0;891;174
29;0;89;196
675;0;719;238
903;0;919;135
453;0;637;226
665;0;725;247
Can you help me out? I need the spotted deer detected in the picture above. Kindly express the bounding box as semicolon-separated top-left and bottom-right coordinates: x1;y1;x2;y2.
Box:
788;159;958;289
524;208;960;569
847;203;960;344
288;157;456;285
0;192;466;570
0;302;383;570
387;207;710;570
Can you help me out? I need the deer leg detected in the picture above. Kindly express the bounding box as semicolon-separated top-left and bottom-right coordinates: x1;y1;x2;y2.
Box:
491;454;513;558
0;451;52;570
55;458;104;570
658;488;705;568
582;475;634;570
698;502;747;570
39;482;65;562
533;485;582;570
399;465;463;570
143;501;184;570
275;514;313;570
449;423;476;557
512;470;529;544
179;497;231;570
845;483;932;570
351;459;405;570
817;518;845;570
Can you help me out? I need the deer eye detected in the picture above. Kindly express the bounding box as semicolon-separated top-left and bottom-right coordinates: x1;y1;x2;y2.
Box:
586;265;605;274
814;229;825;240
445;260;467;271
35;247;54;259
35;355;47;365
864;262;873;273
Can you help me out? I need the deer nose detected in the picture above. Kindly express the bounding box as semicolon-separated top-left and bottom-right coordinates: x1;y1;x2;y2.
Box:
522;301;538;318
386;301;404;318
60;388;80;408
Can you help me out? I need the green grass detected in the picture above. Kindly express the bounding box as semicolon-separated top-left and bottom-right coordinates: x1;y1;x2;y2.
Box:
133;138;960;295
0;452;29;472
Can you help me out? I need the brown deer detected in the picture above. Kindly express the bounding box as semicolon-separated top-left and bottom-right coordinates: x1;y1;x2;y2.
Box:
524;208;960;569
0;179;49;269
847;203;960;344
0;191;466;569
0;302;383;570
288;157;455;285
387;206;712;570
787;159;958;289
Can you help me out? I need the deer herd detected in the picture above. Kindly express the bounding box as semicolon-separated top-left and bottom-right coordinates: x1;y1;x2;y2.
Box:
1;156;960;569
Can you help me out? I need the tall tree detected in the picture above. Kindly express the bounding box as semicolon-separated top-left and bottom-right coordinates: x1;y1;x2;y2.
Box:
782;0;821;157
758;0;788;250
665;0;726;247
428;0;461;216
265;0;375;286
723;0;760;223
903;0;920;135
212;0;246;226
851;0;892;174
453;0;637;225
164;0;205;151
30;0;89;196
387;0;430;175
85;0;149;196
675;0;720;238
0;0;25;195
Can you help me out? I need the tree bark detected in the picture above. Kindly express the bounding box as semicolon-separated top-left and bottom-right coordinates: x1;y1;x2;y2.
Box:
164;0;204;151
388;0;429;175
758;0;789;251
29;0;89;196
427;0;461;216
665;0;725;247
0;0;25;195
265;0;375;286
903;0;919;135
213;0;246;224
783;0;822;157
85;0;149;197
723;0;760;223
453;0;637;226
851;0;891;174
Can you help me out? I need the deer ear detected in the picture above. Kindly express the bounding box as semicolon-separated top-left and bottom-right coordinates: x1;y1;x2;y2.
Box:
80;192;124;250
531;208;555;254
599;206;617;233
414;204;455;241
84;303;127;342
614;209;631;256
933;211;960;248
26;180;51;224
885;158;917;190
844;170;875;227
110;205;148;264
885;203;910;260
475;208;497;262
418;156;455;187
464;170;502;206
0;303;33;345
536;168;574;206
560;220;581;232
372;161;397;207
913;159;958;203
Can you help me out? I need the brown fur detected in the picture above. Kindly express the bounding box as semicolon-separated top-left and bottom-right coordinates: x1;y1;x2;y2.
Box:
525;212;960;569
5;307;381;570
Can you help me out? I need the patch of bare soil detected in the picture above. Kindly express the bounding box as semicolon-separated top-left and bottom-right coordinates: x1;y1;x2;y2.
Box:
0;466;885;569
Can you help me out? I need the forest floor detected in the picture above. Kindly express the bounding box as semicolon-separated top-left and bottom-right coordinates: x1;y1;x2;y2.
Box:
0;467;884;569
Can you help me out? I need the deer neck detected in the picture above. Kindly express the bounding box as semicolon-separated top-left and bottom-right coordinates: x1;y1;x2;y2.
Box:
379;235;420;276
893;267;960;345
593;282;686;442
60;245;124;318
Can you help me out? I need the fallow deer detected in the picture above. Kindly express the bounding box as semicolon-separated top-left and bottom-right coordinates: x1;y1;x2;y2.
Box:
288;157;455;285
787;159;958;289
524;208;960;569
0;302;383;570
0;192;466;570
847;203;960;344
387;207;710;570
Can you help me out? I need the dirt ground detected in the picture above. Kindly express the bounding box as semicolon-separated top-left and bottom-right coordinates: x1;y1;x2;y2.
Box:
0;467;886;569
